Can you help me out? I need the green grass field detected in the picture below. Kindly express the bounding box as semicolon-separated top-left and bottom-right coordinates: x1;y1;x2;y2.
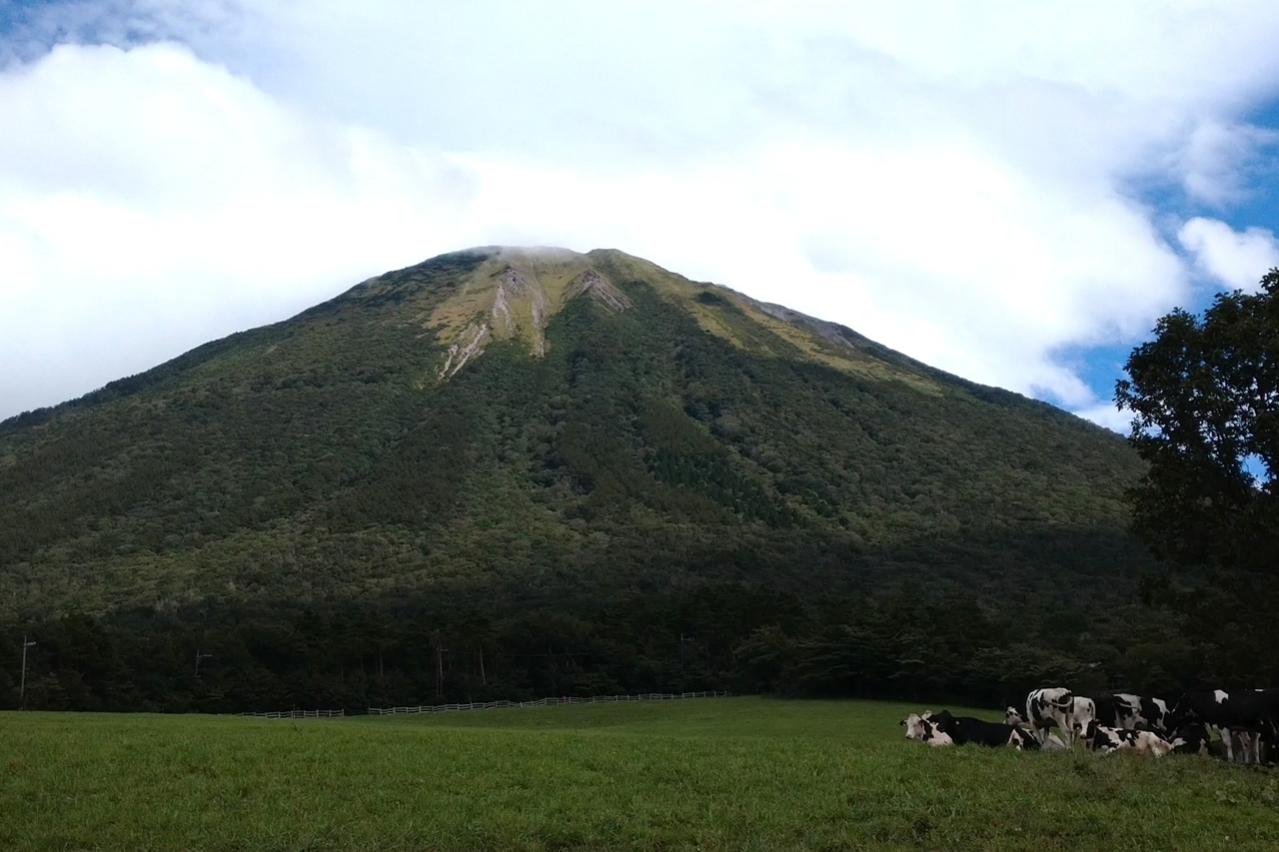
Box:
4;697;1278;850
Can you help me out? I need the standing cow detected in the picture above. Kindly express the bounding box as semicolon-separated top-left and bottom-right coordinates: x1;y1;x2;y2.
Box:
1171;689;1279;763
1025;687;1075;746
1092;693;1171;734
1113;693;1170;733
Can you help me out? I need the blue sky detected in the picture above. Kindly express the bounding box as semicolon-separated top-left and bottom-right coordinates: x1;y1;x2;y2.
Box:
1;1;1278;428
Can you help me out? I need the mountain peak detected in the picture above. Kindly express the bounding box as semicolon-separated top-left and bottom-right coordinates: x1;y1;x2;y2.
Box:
408;246;633;377
341;246;951;390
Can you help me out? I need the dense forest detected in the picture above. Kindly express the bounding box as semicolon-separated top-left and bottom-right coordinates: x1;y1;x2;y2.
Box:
1;247;1182;711
2;582;1213;713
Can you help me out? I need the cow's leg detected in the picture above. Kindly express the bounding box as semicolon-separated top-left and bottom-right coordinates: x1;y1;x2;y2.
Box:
1222;727;1234;763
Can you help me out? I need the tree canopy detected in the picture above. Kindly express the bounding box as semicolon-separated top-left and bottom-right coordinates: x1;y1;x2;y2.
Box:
1116;269;1279;572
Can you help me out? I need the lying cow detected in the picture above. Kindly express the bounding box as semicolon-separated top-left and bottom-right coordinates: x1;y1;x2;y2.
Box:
928;710;1039;750
901;713;954;747
1081;721;1172;756
1025;687;1075;745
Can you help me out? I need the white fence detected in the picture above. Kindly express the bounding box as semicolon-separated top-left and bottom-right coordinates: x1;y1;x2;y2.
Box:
367;690;730;716
241;709;345;719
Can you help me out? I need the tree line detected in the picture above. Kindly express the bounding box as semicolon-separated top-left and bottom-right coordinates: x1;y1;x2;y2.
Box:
0;581;1221;713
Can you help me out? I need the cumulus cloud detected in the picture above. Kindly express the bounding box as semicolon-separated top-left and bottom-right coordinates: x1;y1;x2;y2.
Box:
1177;121;1279;206
2;1;1279;424
1178;217;1279;290
0;42;477;416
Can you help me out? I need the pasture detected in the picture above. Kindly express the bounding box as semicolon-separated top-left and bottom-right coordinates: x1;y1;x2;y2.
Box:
4;697;1279;850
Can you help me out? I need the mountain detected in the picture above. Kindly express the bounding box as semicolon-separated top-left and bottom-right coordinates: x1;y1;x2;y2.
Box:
0;247;1158;710
2;246;1145;614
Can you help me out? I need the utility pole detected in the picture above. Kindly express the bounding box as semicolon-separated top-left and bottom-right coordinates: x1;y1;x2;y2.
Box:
478;645;487;686
679;632;695;689
434;637;447;698
194;649;213;677
19;634;36;710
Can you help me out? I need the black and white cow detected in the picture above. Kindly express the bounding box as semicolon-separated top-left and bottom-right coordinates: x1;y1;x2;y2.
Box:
1025;687;1075;745
927;710;1039;750
1071;696;1097;741
1171;689;1279;764
1081;721;1173;756
1114;693;1170;733
1091;694;1117;728
1005;707;1067;749
901;712;954;747
1168;722;1212;756
1093;693;1170;734
1006;725;1042;751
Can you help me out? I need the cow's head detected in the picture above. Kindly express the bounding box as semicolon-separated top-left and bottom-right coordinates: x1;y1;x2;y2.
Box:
1079;719;1103;749
1004;706;1026;726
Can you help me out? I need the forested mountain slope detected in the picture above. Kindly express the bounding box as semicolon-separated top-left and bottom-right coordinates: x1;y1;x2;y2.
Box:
0;247;1161;710
1;247;1143;617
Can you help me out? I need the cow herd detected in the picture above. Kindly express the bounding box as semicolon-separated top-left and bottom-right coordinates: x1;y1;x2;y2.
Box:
901;687;1279;764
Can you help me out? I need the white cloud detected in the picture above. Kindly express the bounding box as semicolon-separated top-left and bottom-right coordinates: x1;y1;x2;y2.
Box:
1178;217;1279;290
1071;402;1133;435
2;2;1279;423
0;42;478;416
1177;121;1279;205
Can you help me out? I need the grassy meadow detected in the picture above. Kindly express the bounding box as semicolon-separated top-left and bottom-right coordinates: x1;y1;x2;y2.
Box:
4;696;1279;850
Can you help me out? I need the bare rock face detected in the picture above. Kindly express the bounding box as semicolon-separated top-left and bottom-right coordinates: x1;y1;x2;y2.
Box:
567;270;632;313
438;322;490;379
430;250;633;379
